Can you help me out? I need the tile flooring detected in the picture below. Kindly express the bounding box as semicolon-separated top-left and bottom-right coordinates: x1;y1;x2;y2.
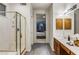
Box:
25;43;55;55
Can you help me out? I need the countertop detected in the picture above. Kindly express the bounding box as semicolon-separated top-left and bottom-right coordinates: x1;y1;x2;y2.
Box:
54;35;79;55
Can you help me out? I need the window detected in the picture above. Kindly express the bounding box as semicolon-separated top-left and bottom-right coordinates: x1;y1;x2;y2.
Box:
0;3;6;16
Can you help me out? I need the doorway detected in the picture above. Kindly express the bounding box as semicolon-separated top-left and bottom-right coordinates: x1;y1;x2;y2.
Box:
35;14;46;43
36;14;46;39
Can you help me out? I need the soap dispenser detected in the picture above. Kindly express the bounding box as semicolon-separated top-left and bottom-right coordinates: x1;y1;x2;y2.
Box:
67;35;73;46
68;35;70;41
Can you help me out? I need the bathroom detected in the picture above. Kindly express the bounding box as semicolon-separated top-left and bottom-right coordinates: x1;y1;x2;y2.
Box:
0;3;79;55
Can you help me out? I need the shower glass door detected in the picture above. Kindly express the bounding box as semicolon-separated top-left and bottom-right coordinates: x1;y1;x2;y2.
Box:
0;11;26;55
20;16;26;54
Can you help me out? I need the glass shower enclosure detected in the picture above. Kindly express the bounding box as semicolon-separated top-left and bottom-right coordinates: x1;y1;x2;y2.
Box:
0;11;26;55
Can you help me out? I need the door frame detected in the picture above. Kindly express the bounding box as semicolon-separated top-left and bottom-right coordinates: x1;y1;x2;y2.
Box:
33;10;49;43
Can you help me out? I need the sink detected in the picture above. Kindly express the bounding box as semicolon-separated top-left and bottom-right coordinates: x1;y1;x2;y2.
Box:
66;41;74;46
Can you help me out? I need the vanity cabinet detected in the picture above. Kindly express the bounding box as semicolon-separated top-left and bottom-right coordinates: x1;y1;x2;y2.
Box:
54;38;75;55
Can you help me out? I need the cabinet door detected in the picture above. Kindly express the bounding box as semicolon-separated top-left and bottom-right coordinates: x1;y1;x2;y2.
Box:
54;39;57;53
54;38;60;55
70;51;75;55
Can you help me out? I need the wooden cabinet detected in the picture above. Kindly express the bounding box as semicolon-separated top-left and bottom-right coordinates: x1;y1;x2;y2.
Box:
54;38;75;55
60;43;70;55
54;38;60;55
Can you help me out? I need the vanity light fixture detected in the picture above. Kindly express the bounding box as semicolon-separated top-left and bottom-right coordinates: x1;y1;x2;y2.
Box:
20;3;27;6
64;4;77;14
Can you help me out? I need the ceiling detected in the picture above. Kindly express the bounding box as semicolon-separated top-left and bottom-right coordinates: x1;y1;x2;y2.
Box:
32;3;51;9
